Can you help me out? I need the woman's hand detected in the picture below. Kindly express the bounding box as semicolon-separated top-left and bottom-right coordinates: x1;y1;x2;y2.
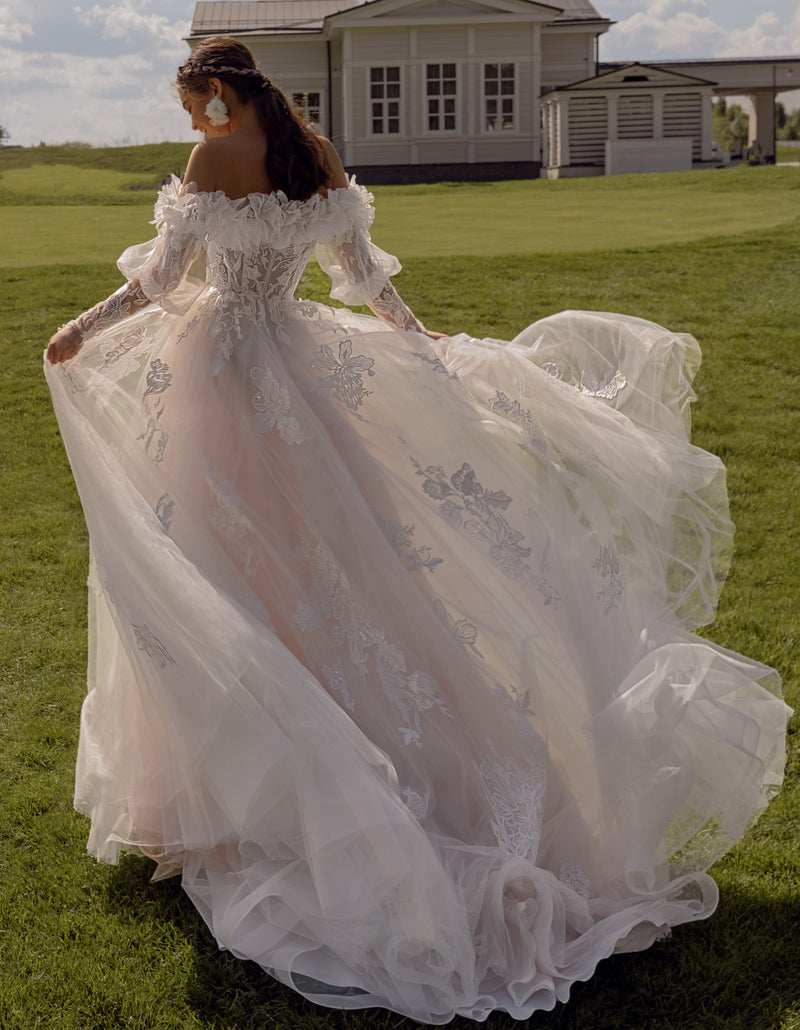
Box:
424;330;450;340
46;324;83;365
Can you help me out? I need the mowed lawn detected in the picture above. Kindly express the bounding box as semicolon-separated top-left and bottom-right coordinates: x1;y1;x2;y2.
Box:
1;151;798;1030
1;161;800;265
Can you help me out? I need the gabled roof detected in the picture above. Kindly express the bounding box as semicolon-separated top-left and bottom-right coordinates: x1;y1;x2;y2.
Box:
191;1;348;33
543;61;716;93
189;0;609;35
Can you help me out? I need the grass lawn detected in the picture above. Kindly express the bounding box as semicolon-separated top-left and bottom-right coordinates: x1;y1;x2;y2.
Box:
1;151;798;1030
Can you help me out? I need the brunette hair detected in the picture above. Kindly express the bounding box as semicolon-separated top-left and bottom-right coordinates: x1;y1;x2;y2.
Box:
176;37;327;200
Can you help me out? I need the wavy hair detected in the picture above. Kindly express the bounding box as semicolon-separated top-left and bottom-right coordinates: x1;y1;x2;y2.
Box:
176;37;328;200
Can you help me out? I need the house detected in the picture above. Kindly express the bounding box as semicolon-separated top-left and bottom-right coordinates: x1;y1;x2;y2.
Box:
540;62;717;177
188;0;613;181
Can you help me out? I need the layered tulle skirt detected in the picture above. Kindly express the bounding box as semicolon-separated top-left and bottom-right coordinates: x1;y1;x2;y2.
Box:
45;295;789;1022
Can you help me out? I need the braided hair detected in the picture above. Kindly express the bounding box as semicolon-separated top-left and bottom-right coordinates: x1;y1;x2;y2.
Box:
176;37;327;201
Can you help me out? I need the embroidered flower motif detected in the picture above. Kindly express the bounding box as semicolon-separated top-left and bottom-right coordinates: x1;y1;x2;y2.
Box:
250;365;310;445
310;338;375;413
155;493;174;533
479;751;546;859
559;859;591;898
593;544;624;613
138;363;171;462
372;512;443;573
144;359;172;397
412;351;459;381
413;457;561;604
490;390;547;454
580;368;627;400
132;624;176;668
433;598;484;658
293;539;450;745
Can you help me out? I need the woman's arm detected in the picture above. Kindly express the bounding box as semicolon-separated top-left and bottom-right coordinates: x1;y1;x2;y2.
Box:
319;139;446;338
46;279;151;365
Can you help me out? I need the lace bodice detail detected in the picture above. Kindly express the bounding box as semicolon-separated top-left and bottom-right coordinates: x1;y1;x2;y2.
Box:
206;240;314;312
115;178;420;330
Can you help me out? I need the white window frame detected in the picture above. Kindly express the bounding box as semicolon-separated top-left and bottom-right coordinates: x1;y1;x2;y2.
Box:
482;61;518;134
368;66;402;137
423;62;458;135
292;90;325;134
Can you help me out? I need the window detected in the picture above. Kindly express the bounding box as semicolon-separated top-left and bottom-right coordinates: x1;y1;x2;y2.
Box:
292;91;323;132
426;63;457;132
370;67;401;134
484;63;515;132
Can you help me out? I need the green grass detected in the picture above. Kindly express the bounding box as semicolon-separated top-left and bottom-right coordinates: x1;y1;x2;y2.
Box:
1;155;798;1029
2;163;799;266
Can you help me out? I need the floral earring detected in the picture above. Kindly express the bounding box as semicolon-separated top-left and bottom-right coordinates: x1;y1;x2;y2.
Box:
205;95;229;126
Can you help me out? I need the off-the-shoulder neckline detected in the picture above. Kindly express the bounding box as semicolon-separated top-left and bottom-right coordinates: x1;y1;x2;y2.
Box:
177;180;361;207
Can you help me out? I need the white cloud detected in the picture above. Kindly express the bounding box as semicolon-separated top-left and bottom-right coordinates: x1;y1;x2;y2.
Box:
74;2;190;58
600;1;800;60
0;1;33;43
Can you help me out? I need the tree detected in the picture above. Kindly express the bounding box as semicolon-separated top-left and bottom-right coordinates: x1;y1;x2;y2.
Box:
0;124;9;146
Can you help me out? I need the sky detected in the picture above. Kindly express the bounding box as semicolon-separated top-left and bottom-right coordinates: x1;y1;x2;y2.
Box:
1;0;799;147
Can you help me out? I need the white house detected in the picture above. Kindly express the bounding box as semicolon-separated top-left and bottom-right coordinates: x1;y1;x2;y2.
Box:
188;0;613;181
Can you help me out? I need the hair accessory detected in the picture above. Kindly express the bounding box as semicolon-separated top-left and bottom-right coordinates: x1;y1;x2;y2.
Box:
204;96;230;126
198;64;265;79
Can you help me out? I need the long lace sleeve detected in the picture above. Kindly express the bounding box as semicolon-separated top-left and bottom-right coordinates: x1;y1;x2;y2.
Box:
315;184;425;333
116;178;206;316
60;180;207;349
64;280;152;342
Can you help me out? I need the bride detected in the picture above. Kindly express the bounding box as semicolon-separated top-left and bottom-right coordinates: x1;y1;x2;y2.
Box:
45;36;790;1024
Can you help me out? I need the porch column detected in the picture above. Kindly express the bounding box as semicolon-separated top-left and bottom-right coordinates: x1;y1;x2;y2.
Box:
747;90;775;161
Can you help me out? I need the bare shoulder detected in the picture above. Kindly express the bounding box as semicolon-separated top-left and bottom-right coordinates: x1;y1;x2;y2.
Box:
319;137;349;190
183;141;219;193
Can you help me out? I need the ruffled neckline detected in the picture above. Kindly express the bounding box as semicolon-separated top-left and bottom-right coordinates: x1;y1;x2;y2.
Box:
152;175;377;250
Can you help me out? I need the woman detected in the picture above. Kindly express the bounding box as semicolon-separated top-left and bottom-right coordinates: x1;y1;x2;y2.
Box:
45;37;790;1024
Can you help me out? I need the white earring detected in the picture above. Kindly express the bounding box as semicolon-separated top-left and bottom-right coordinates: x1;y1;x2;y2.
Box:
205;96;229;126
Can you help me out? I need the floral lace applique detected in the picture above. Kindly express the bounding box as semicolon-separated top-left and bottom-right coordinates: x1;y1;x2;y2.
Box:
402;786;432;821
323;661;355;712
413;351;459;382
580;368;627;400
559;859;591;898
412;458;536;584
310;338;375;413
138;358;171;462
293;539;450;745
490;390;547;454
372;512;443;573
176;315;201;344
479;750;546;860
593;544;624;614
207;475;262;586
132;623;176;668
433;598;484;658
250;365;310;445
155;493;174;533
493;681;534;716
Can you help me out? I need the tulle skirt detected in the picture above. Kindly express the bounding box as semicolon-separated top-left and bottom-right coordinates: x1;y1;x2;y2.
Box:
45;297;790;1022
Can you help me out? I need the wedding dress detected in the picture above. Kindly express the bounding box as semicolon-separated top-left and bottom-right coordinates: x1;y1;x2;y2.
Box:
45;178;790;1023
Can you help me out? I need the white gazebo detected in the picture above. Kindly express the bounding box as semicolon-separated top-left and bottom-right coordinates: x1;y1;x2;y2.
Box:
541;62;716;177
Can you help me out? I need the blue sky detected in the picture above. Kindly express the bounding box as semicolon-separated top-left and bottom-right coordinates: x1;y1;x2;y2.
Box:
1;0;798;147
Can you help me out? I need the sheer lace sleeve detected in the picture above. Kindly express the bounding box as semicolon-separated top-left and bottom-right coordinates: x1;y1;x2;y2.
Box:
60;180;207;348
116;178;206;316
316;186;425;333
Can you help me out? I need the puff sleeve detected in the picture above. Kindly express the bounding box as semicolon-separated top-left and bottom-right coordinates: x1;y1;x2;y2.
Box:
315;182;425;333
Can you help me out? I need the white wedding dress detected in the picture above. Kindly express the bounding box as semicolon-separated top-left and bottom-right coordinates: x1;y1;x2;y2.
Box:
45;178;790;1023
